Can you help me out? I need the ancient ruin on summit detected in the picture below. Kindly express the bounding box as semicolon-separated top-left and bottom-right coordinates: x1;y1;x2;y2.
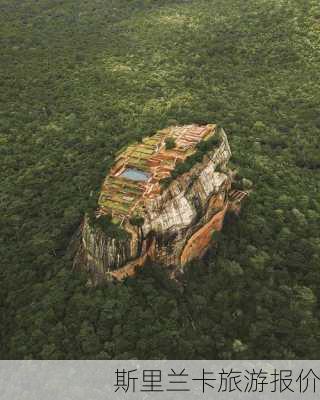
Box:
74;124;248;283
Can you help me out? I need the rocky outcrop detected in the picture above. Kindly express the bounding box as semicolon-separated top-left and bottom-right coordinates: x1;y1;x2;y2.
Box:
73;124;247;283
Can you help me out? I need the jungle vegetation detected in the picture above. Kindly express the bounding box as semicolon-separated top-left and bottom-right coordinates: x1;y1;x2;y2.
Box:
1;0;320;359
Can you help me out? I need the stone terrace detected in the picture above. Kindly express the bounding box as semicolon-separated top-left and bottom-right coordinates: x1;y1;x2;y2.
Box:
97;124;217;224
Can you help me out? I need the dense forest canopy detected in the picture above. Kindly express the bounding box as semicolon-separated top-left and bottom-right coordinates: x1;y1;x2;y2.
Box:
1;0;320;359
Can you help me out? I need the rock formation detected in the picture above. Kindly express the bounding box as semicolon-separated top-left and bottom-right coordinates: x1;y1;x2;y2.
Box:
74;124;247;283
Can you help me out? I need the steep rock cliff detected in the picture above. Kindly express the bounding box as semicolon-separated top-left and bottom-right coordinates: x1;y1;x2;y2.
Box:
74;124;246;283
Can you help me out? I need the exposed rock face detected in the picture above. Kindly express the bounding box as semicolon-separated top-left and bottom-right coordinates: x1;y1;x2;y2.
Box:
74;124;246;283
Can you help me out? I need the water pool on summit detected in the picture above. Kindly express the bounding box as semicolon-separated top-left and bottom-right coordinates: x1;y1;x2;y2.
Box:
119;168;151;182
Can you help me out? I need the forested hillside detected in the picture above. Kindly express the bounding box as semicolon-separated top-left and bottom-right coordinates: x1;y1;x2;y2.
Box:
1;0;320;359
